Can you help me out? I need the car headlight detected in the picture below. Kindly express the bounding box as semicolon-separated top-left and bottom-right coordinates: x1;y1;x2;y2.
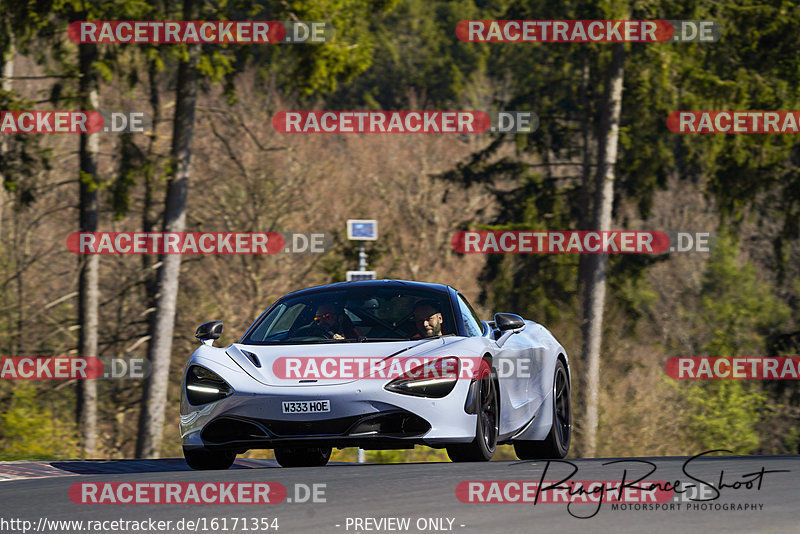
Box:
384;357;460;398
185;365;232;405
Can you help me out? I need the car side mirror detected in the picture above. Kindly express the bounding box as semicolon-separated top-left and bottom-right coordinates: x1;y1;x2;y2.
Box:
494;313;525;332
196;320;223;345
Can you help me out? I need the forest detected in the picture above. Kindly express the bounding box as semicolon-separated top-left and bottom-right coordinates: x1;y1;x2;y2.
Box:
0;0;798;463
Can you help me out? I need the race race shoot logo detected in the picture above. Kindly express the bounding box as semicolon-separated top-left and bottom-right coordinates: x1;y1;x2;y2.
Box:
667;111;800;133
456;20;720;43
66;232;330;255
0;356;150;380
67;21;333;44
451;231;713;254
456;479;674;519
666;357;800;380
69;482;287;504
272;111;538;134
0;111;149;134
459;452;786;518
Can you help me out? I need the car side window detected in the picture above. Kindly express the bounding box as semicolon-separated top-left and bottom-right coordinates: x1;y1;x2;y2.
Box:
457;294;483;337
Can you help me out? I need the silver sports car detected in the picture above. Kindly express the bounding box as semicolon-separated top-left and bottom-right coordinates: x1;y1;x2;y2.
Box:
180;279;571;468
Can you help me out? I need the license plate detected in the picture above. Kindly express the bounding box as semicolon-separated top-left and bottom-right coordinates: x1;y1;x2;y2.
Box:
282;400;331;414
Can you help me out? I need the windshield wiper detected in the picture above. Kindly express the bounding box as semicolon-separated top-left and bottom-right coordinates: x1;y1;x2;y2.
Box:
256;339;350;345
354;337;411;342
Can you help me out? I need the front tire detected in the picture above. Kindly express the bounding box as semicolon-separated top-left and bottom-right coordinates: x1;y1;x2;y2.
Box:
514;358;571;459
274;446;332;467
447;368;498;462
183;447;236;470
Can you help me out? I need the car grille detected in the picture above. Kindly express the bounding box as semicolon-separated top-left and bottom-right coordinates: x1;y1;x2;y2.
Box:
200;411;430;444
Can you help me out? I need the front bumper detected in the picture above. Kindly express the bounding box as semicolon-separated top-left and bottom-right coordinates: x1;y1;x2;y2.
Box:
180;355;478;451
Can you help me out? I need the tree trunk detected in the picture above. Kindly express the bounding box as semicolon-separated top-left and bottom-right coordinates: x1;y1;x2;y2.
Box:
577;52;593;301
0;28;14;241
77;42;100;457
142;56;160;306
580;43;624;457
136;0;200;458
1;32;14;358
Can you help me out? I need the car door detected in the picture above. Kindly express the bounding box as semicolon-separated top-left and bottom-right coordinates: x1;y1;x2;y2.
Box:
455;293;530;435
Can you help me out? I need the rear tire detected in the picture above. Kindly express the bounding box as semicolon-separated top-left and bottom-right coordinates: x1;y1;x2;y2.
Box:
447;367;498;462
514;358;571;460
274;446;332;467
183;447;236;470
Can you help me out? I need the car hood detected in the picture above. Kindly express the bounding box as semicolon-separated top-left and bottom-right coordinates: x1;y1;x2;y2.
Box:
225;337;460;386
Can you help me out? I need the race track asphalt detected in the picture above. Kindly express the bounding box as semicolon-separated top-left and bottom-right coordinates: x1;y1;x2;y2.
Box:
0;454;797;534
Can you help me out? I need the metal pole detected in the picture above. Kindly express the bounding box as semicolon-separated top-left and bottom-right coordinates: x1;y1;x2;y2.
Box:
357;243;366;462
358;242;367;271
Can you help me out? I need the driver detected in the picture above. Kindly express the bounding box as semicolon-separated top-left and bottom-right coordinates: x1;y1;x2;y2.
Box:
413;300;444;338
314;303;360;340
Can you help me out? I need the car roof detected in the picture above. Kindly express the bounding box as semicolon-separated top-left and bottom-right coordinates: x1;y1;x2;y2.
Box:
282;279;454;299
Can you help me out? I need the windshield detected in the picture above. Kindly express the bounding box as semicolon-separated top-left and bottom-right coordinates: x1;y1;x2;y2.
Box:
241;287;456;344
